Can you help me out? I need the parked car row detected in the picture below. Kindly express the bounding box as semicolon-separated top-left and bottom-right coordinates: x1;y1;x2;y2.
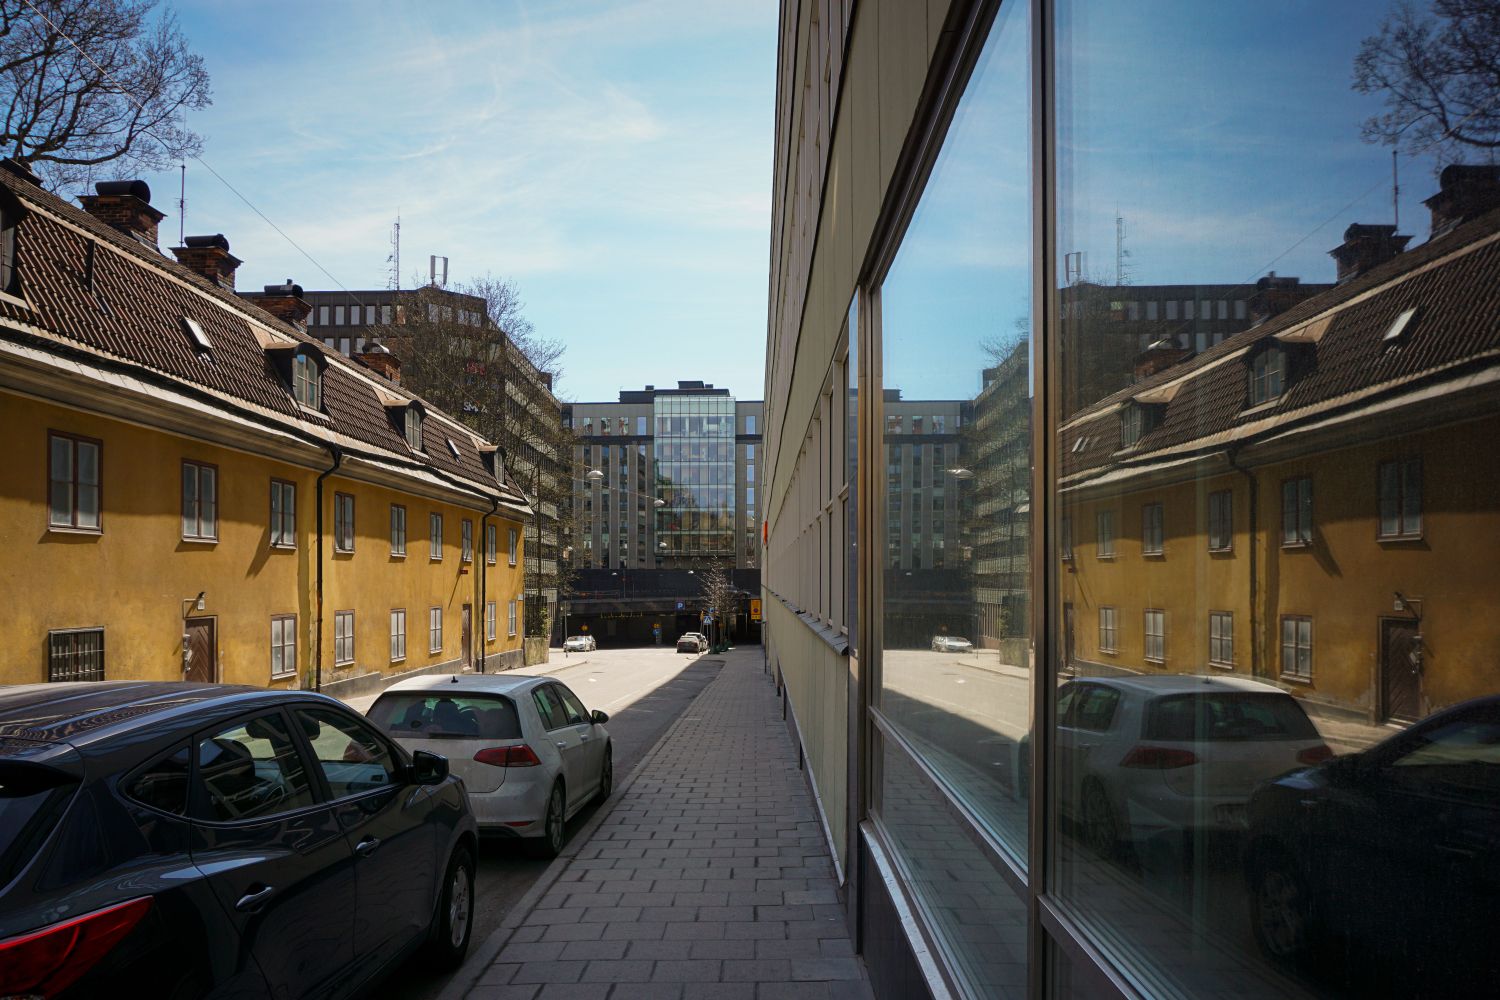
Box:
1053;674;1499;992
677;632;708;653
0;672;614;999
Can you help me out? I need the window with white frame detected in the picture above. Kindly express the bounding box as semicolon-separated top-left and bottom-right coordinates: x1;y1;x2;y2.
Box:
486;523;497;564
390;609;406;661
1098;607;1118;653
1281;615;1313;680
271;615;297;678
1144;609;1165;662
428;607;443;653
334;492;354;552
181;461;217;540
390;504;406;556
1096;510;1115;558
430;513;443;560
1378;458;1422;539
507;599;517;637
1208;490;1232;552
1142;502;1164;555
49;432;101;531
333;610;354;665
1209;611;1233;667
271;480;296;547
1251;345;1287;405
486;601;496;641
1281;477;1312;546
508;527;518;566
461;519;473;562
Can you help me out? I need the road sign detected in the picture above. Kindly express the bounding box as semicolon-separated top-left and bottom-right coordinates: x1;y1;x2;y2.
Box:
750;599;762;621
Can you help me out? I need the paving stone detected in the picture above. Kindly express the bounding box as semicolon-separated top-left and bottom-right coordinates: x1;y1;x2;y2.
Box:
652;959;723;982
578;959;654;983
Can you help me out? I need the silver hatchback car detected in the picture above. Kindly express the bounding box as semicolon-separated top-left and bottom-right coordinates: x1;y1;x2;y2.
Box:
366;674;612;857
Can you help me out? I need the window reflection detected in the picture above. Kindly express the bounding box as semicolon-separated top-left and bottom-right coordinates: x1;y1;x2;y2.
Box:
1053;1;1500;996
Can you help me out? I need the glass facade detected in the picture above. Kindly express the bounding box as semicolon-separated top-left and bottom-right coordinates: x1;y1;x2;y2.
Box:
654;392;737;558
767;0;1500;998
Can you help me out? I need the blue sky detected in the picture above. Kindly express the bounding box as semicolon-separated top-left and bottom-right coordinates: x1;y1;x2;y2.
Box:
135;1;776;403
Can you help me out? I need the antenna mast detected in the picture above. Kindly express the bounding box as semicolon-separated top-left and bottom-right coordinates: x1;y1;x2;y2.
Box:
387;213;402;290
1392;150;1400;231
178;164;186;246
1115;212;1133;285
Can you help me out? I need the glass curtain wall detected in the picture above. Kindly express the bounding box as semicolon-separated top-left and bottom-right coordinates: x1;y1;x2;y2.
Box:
870;0;1034;996
654;394;737;560
1050;2;1500;998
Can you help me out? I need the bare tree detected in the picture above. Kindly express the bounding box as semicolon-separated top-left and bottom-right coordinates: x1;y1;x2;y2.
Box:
699;559;735;649
0;0;210;190
1354;0;1500;164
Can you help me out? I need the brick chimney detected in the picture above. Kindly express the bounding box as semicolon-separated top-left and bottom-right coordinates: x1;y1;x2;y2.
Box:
171;234;241;290
256;280;311;329
1425;164;1500;239
354;339;401;384
1329;223;1411;285
79;180;164;245
1133;339;1191;381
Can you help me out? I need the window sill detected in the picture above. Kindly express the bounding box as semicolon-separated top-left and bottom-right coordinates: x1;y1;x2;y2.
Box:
1096;554;1116;561
1144;657;1165;665
429;647;443;655
271;542;296;551
270;671;297;681
1209;660;1234;671
1280;673;1313;686
1143;551;1164;559
390;657;406;665
1208;545;1233;555
181;537;218;545
390;552;406;559
334;547;354;556
334;660;354;668
47;525;102;536
1281;541;1311;551
1377;533;1423;544
1099;648;1118;656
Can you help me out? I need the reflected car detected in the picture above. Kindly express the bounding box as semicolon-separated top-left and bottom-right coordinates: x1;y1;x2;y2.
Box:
931;636;975;653
0;682;476;1000
677;633;708;653
1055;675;1330;858
1244;696;1499;992
367;674;612;858
562;635;597;652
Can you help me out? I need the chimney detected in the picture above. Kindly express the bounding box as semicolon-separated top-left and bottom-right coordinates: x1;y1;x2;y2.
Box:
256;279;311;329
79;180;164;245
1424;164;1500;239
171;233;241;290
1329;223;1411;285
354;339;401;384
1133;339;1192;381
1250;272;1319;323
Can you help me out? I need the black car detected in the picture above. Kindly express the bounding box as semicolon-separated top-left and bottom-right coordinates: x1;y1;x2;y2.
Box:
1243;695;1500;996
0;682;478;999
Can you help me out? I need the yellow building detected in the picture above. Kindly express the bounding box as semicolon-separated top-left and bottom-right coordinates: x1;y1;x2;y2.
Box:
1060;174;1500;726
0;163;531;693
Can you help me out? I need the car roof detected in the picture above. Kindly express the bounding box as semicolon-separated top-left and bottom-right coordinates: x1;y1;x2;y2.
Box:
1066;674;1289;697
0;681;338;750
376;673;553;697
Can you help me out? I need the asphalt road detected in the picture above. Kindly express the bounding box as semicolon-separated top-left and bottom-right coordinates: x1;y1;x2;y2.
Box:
351;644;727;1000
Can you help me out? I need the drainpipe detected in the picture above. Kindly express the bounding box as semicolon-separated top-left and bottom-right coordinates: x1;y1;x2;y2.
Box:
1226;446;1259;678
314;445;344;692
479;495;499;672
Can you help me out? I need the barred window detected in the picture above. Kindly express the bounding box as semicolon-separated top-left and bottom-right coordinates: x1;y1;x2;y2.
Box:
49;628;104;681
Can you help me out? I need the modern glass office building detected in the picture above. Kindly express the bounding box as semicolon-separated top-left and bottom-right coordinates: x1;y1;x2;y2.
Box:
655;391;738;559
763;2;1499;998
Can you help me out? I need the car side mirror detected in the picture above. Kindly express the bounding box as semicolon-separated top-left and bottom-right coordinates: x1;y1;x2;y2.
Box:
591;709;610;725
409;750;449;785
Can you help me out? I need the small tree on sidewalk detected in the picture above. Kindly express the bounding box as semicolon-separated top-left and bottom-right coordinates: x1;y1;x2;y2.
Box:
700;559;735;651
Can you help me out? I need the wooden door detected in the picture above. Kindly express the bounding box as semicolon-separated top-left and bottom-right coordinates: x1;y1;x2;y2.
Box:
184;617;216;683
461;604;472;669
1380;617;1421;723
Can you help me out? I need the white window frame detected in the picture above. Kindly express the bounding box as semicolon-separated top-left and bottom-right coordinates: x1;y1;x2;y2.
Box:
49;432;101;531
390;503;407;556
1142;502;1164;556
271;615;297;678
1281;477;1313;547
461;519;473;563
1096;510;1115;558
334;492;355;552
486;523;497;564
1098;607;1118;654
1378;457;1422;539
390;609;407;662
1208;489;1232;552
1209;611;1233;668
507;599;518;637
429;606;443;653
1144;609;1165;663
1280;615;1313;681
271;479;297;548
486;601;497;641
430;512;443;561
181;460;217;541
508;527;518;566
333;610;354;666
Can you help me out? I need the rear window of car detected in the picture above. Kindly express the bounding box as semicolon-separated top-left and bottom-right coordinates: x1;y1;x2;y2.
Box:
368;693;522;740
0;763;79;888
1142;692;1319;742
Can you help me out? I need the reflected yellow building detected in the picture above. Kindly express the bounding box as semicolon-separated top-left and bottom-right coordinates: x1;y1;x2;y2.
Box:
0;163;530;691
1060;167;1500;726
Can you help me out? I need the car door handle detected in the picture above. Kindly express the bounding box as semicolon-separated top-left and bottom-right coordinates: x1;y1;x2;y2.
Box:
355;836;381;858
556;740;568;749
578;734;591;742
235;885;275;912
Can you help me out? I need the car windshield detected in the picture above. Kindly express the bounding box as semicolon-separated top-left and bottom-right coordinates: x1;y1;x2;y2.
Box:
368;692;522;740
1142;692;1320;742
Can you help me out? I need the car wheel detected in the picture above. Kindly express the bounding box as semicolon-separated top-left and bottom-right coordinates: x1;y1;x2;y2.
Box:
1082;780;1121;860
421;845;474;968
527;782;567;859
593;745;613;804
1250;850;1316;965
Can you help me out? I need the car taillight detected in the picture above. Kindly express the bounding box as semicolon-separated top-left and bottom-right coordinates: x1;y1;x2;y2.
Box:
474;745;542;767
1119;745;1199;769
0;896;152;998
1297;744;1334;766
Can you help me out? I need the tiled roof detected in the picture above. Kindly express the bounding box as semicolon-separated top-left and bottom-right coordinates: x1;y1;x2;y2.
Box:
1062;205;1500;482
0;166;525;507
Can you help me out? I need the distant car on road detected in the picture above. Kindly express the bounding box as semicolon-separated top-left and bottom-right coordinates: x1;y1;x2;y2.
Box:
1055;674;1330;858
562;634;597;652
1244;695;1499;992
931;635;975;653
0;682;476;1000
677;632;708;653
367;674;612;858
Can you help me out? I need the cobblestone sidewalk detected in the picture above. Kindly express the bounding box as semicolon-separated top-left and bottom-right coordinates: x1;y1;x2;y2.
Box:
462;647;873;1000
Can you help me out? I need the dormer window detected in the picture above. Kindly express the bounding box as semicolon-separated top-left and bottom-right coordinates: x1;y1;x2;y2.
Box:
404;405;424;450
0;185;27;296
1249;345;1286;405
1119;402;1163;448
291;350;321;409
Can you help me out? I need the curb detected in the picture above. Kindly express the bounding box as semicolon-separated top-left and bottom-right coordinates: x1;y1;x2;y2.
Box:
434;656;731;1000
